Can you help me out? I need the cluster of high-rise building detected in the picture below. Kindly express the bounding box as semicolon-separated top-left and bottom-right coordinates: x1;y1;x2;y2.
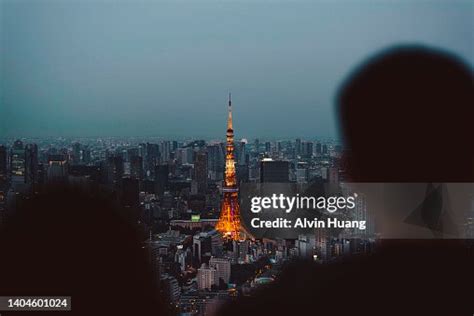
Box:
0;98;378;316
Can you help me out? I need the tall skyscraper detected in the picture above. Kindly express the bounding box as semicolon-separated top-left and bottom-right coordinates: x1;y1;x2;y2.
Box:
235;140;247;166
145;143;160;178
171;141;178;152
160;141;171;164
25;144;38;185
11;140;26;187
72;142;81;165
130;155;143;180
322;144;328;155
194;150;208;195
216;94;242;240
295;138;302;156
302;141;313;158
106;155;124;188
197;263;217;290
154;164;169;196
207;144;225;181
209;256;231;284
138;143;147;159
176;147;194;165
315;142;322;155
82;146;91;165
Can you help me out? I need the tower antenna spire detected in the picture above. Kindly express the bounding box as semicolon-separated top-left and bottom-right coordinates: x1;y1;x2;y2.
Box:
227;92;233;131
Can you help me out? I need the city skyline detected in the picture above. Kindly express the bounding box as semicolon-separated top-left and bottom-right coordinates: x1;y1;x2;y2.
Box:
1;1;472;138
0;2;472;315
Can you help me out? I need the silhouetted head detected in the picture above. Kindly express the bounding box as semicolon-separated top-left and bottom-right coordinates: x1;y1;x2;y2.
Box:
338;46;473;182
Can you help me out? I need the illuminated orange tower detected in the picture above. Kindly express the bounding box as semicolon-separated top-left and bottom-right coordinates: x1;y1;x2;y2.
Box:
216;93;242;240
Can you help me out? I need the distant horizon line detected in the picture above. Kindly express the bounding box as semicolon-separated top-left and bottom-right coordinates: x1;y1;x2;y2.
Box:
0;134;341;142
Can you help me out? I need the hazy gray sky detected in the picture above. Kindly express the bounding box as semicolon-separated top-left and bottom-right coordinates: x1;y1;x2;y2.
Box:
1;0;472;139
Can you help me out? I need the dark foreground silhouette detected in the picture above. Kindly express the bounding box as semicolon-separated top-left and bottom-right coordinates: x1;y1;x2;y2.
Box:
218;240;473;316
0;187;169;316
338;45;473;182
218;46;474;316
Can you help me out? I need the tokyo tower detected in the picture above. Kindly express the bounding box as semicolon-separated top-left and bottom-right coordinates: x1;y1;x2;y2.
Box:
216;93;242;240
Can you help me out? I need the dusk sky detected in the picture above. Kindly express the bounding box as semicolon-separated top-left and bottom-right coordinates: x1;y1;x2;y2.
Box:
1;0;472;139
